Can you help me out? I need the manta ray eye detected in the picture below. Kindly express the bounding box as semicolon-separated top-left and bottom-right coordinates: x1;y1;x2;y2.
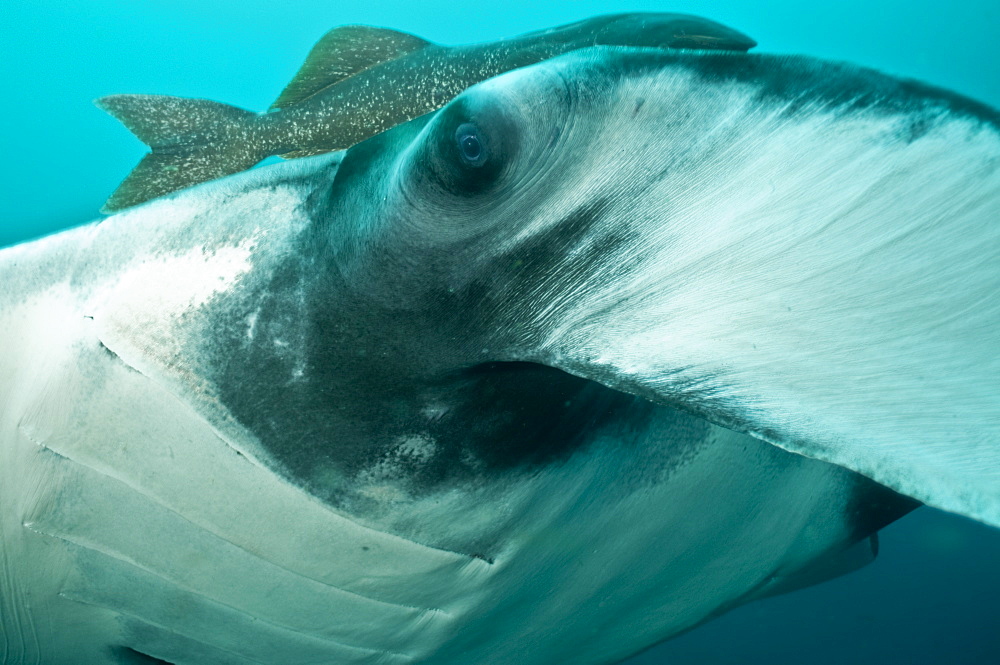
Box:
418;101;518;197
456;123;486;166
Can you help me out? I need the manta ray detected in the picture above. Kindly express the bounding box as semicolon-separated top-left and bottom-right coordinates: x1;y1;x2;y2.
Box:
0;46;997;665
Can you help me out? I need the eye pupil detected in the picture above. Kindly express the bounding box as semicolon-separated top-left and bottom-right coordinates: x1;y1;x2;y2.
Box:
455;122;485;165
461;134;482;161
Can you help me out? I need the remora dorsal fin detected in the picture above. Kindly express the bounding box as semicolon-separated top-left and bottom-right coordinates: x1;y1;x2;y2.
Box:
270;25;432;111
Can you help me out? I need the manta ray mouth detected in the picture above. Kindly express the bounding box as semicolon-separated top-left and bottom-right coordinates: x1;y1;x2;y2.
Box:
286;360;655;560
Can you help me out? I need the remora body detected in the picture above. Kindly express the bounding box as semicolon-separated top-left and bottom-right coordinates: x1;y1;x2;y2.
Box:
96;12;754;211
1;47;998;664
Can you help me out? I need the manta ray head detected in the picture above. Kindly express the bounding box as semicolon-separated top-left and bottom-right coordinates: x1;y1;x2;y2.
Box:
203;45;998;531
38;46;995;664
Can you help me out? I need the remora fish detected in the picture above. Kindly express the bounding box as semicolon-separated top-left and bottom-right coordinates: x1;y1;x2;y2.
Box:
96;12;755;212
2;47;998;665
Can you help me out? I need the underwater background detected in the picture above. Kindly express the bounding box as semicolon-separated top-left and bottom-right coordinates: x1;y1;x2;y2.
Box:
2;1;998;663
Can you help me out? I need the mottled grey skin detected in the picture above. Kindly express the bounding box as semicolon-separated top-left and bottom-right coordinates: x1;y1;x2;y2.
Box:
97;13;755;211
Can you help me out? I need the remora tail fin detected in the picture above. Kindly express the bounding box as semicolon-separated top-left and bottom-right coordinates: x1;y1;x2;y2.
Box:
96;95;263;212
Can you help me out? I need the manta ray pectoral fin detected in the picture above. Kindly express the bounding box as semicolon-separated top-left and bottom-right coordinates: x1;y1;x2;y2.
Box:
511;70;1000;528
534;172;1000;528
269;25;433;111
747;536;880;602
541;286;1000;528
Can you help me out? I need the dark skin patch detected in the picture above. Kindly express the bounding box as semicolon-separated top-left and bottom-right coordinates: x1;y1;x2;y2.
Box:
438;196;640;335
111;647;174;665
208;216;652;493
844;474;922;544
902;114;936;143
204;115;652;513
609;51;1000;128
207;174;649;506
210;281;653;506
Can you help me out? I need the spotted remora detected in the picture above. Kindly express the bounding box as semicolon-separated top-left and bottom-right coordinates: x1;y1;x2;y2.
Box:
95;12;755;212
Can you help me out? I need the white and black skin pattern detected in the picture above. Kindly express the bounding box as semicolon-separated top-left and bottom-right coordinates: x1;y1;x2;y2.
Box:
1;48;997;664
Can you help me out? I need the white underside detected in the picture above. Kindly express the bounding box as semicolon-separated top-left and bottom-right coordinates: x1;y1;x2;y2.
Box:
0;191;864;662
0;290;861;663
530;62;1000;527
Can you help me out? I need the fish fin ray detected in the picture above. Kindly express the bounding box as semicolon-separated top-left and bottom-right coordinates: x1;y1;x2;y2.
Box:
269;25;431;110
96;95;262;211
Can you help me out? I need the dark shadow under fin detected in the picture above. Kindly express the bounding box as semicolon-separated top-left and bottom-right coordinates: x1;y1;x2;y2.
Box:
269;25;432;111
97;95;264;212
726;478;917;605
750;535;880;602
111;646;175;665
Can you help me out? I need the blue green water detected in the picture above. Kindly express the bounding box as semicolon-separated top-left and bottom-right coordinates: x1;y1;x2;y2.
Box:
3;1;999;663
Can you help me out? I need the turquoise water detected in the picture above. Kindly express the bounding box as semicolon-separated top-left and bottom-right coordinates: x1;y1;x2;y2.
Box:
3;1;999;663
4;0;999;248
